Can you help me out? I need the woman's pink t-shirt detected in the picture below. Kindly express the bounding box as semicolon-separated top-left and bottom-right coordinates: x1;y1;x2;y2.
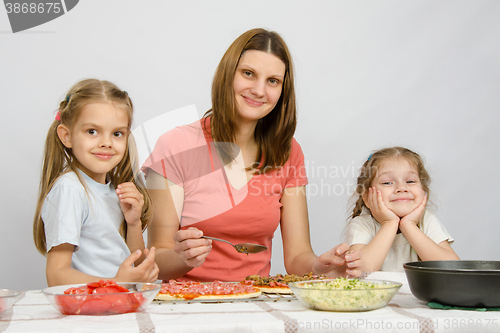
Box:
142;119;308;281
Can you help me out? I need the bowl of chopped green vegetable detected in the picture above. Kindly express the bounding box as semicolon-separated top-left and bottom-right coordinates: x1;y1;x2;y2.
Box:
288;278;401;312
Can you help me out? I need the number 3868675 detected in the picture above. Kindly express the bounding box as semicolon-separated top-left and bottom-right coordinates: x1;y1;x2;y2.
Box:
5;2;62;14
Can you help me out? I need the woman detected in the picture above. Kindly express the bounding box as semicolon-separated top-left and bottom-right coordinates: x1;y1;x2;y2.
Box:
143;28;362;281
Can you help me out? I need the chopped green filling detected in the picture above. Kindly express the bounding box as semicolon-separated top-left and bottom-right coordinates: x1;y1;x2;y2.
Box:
295;278;399;311
303;278;394;290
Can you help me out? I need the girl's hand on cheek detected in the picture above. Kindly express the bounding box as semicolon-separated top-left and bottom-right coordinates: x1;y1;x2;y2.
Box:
366;187;400;226
400;193;427;229
116;182;144;227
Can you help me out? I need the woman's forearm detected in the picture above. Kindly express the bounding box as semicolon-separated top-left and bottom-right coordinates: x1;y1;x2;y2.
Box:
153;247;194;281
284;251;318;276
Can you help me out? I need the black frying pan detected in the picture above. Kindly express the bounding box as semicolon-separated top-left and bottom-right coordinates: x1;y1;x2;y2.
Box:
403;261;500;308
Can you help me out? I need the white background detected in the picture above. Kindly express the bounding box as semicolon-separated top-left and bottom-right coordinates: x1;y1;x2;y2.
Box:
1;0;498;290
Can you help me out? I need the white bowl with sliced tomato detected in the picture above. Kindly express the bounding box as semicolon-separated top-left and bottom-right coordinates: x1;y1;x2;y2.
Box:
42;280;161;315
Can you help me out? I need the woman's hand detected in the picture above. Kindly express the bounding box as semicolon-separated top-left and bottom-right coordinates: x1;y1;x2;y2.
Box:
365;187;400;226
312;243;363;278
173;227;212;268
399;194;427;230
116;182;144;227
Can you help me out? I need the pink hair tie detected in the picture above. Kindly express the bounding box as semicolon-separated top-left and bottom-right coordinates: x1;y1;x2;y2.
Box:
55;111;61;121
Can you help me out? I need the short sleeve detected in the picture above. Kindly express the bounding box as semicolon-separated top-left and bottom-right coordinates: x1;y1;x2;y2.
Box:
283;138;308;188
345;215;377;246
421;210;454;245
141;126;190;186
42;181;88;252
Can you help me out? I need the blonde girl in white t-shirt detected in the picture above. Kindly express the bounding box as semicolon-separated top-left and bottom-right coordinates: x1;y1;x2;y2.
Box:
33;79;159;286
345;147;459;272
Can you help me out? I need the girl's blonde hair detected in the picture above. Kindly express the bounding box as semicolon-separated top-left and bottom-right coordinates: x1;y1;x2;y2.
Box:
33;79;152;255
203;28;297;173
349;147;431;220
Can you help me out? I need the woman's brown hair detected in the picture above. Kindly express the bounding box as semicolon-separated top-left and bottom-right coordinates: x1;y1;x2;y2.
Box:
204;28;297;173
33;79;152;255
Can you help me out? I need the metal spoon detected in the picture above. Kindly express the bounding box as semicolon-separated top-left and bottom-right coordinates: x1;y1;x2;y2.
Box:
202;236;267;254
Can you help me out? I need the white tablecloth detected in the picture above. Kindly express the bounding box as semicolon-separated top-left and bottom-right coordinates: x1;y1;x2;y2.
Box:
1;272;499;333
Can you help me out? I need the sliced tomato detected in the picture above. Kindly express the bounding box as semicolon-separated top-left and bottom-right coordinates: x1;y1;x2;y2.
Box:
130;293;144;308
93;286;120;294
78;298;111;315
60;281;135;315
86;282;101;289
111;284;130;293
64;287;86;295
101;280;119;287
56;295;86;315
106;294;134;314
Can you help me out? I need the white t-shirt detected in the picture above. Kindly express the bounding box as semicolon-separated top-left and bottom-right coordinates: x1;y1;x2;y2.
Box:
345;210;454;272
42;170;131;278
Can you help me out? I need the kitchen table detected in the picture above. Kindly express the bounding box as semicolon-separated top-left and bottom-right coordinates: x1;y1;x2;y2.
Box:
1;272;499;332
